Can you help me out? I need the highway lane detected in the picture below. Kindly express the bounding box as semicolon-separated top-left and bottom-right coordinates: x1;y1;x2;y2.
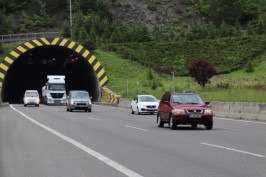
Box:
0;104;266;177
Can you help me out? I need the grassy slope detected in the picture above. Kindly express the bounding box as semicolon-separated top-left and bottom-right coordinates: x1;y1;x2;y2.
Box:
96;49;266;102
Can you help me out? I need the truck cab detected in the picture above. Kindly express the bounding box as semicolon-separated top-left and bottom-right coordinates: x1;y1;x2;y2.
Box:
42;75;66;105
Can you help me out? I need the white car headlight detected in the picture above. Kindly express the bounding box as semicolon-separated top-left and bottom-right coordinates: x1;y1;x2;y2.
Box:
204;109;213;115
172;108;185;115
70;100;74;105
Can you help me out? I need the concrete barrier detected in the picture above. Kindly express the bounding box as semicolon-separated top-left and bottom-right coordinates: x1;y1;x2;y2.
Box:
210;102;266;122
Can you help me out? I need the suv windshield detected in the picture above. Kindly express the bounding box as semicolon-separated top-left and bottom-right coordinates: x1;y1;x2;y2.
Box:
171;94;204;105
71;92;90;99
25;92;38;97
49;84;65;90
139;96;157;102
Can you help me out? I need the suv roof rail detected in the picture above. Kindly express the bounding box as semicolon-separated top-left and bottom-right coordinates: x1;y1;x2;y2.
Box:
182;90;197;93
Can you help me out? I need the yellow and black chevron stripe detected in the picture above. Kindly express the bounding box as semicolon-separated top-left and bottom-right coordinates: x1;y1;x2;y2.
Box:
0;38;108;88
101;87;121;104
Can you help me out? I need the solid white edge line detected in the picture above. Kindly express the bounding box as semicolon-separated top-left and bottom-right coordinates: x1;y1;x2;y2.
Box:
125;125;148;132
201;143;266;158
10;105;143;177
216;117;266;125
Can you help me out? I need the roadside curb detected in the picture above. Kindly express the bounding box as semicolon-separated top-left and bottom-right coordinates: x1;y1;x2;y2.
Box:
0;102;9;107
93;102;119;107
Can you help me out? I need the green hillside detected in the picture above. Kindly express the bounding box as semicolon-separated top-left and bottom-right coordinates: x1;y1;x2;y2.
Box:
95;47;266;102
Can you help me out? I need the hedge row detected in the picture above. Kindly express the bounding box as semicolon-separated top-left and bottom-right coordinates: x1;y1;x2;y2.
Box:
108;35;266;75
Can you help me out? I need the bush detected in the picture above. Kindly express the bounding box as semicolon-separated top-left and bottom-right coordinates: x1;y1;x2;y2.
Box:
188;58;216;88
245;62;254;73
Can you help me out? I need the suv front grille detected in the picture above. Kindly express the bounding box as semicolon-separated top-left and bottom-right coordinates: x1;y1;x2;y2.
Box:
187;109;203;113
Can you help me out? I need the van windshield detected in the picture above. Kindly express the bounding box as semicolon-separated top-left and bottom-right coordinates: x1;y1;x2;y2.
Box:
71;92;90;99
49;84;65;90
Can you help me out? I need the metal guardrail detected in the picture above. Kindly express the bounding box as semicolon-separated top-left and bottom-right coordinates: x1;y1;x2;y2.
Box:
0;32;62;44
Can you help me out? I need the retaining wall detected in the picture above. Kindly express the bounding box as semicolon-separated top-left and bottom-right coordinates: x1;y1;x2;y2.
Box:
210;101;266;122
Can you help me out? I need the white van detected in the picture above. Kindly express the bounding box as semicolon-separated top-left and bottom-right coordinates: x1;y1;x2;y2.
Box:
23;90;40;107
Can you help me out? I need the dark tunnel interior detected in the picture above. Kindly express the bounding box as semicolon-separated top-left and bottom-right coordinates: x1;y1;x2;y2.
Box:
2;46;100;103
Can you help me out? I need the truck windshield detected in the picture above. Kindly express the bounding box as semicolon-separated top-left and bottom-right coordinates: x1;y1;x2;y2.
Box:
49;84;65;90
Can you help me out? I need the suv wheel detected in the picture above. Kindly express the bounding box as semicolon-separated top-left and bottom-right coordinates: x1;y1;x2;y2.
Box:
205;121;213;130
169;115;176;130
157;115;164;127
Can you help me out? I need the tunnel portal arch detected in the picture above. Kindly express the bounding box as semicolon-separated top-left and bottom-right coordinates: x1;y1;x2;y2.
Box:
0;38;108;103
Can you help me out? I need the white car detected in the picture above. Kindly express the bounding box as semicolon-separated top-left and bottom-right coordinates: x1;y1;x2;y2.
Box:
131;95;159;115
23;90;40;107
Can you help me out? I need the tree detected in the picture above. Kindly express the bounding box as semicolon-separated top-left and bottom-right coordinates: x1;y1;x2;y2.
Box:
188;58;216;88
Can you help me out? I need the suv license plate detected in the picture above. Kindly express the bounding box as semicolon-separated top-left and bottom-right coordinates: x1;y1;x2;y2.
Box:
189;114;202;118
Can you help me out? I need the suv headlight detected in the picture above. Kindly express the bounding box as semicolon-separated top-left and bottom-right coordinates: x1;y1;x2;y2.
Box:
204;109;213;115
70;100;74;105
172;108;185;115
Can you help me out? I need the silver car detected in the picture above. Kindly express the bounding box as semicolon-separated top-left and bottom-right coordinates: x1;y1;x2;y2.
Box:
66;90;92;112
23;90;40;107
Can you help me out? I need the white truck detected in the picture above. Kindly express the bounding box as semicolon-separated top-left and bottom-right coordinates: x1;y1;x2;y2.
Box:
42;75;67;105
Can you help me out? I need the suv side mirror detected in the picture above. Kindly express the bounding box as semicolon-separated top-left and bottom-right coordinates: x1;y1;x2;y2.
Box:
205;101;210;105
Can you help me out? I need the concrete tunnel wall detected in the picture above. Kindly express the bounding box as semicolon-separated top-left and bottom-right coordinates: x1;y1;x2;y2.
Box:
0;38;108;103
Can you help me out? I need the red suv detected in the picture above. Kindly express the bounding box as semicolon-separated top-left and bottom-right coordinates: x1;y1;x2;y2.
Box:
157;92;213;130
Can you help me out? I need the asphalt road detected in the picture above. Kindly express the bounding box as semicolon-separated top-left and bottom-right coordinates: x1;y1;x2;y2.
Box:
0;104;266;177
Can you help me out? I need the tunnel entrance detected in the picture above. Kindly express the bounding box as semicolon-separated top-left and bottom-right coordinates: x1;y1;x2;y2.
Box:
0;38;108;103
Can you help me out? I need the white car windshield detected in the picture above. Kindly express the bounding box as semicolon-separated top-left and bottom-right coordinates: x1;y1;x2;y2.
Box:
171;94;204;105
139;96;157;102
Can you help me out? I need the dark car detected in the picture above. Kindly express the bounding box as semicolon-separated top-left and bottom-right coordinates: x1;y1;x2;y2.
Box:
66;90;92;112
157;91;213;130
